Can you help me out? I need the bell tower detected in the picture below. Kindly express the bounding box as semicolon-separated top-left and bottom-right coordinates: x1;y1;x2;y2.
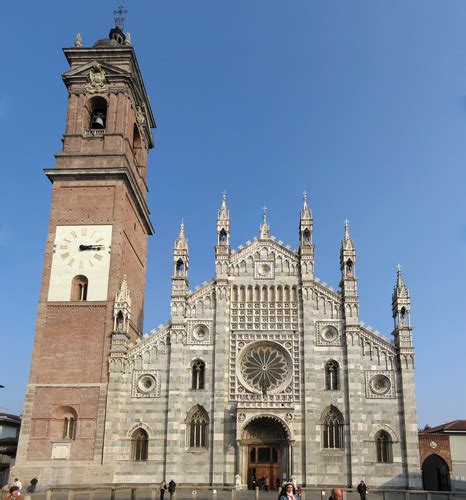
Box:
14;19;156;481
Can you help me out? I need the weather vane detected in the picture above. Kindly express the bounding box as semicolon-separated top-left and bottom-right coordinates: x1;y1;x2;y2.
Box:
114;5;128;31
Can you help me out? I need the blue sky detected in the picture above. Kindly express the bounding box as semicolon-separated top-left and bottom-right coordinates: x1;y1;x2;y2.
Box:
1;1;465;427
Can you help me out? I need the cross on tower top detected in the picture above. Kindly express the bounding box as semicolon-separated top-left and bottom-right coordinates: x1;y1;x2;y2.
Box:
114;5;128;30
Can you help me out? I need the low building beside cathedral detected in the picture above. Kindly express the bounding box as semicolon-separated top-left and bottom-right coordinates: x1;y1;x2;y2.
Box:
13;23;421;489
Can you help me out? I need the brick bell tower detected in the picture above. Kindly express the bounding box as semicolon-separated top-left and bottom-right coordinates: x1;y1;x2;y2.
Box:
14;18;155;483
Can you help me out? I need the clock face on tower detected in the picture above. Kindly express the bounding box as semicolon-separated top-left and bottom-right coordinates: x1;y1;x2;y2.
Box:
48;225;113;301
57;226;108;270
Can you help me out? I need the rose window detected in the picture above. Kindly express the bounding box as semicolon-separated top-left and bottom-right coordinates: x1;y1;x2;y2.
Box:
239;343;291;393
370;374;391;395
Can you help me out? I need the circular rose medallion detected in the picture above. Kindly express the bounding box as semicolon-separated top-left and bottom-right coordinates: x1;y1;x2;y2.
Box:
138;374;156;394
238;341;292;394
193;324;208;341
321;326;338;342
370;374;391;395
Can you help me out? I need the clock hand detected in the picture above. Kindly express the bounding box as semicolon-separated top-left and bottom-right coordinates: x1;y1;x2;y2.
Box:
79;244;105;251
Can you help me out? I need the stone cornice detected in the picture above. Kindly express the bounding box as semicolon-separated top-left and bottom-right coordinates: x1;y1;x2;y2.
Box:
44;167;154;235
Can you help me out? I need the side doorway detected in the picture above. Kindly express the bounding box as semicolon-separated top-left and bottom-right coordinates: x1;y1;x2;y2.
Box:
422;454;451;491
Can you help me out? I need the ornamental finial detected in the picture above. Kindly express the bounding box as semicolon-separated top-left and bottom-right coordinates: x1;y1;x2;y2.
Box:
114;5;128;30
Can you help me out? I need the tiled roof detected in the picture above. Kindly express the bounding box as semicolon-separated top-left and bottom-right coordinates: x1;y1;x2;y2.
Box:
426;420;466;433
0;413;21;422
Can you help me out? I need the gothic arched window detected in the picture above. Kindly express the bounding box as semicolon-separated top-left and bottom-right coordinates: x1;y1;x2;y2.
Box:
375;430;393;463
325;360;340;391
131;428;149;461
71;275;88;301
192;360;205;390
187;406;209;448
322;406;344;449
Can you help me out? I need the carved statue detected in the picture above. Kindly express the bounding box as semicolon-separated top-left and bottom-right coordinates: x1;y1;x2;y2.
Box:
75;33;83;48
346;259;353;275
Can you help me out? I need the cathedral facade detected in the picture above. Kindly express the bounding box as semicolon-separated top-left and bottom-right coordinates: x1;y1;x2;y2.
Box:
13;25;421;489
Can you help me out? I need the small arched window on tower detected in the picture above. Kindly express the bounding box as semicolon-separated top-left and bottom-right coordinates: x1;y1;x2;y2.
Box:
321;406;344;449
375;430;393;463
219;228;227;244
131;428;149;461
53;406;77;441
186;406;209;448
303;228;311;244
325;360;340;391
71;275;88;301
88;96;108;130
345;258;353;276
176;259;185;276
192;360;205;390
62;416;76;440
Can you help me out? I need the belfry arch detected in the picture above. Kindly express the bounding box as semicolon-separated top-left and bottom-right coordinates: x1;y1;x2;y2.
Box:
238;415;292;489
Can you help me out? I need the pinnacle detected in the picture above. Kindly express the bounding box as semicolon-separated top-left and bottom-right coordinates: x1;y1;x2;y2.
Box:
260;205;270;238
179;220;185;240
300;191;312;220
218;192;230;220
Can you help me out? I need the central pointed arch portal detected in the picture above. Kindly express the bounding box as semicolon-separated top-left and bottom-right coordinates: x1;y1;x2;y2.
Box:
239;415;292;489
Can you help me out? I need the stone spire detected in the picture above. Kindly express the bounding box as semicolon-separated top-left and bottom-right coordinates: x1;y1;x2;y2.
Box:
216;192;231;278
175;220;188;251
299;191;314;278
218;192;229;219
301;191;312;220
340;220;358;324
171;221;189;321
259;206;270;239
217;192;230;244
113;275;131;335
392;264;411;329
342;219;354;250
340;220;356;277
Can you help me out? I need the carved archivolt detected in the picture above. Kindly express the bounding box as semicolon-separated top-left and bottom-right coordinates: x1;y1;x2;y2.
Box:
241;414;292;440
127;421;152;437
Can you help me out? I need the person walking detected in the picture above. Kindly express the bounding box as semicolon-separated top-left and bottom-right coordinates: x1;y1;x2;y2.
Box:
26;478;38;494
168;479;176;500
13;479;22;493
357;480;368;500
160;480;167;500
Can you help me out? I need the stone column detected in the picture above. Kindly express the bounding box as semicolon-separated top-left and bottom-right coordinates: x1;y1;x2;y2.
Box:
236;440;242;479
165;327;186;480
211;283;230;484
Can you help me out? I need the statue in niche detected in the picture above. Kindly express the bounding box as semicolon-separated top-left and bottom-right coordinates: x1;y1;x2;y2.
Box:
400;307;406;326
346;259;353;276
116;311;125;332
219;229;227;243
176;259;185;275
303;228;311;244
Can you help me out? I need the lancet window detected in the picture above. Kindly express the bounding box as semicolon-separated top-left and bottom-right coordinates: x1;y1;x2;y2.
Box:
322;406;344;449
131;428;149;461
